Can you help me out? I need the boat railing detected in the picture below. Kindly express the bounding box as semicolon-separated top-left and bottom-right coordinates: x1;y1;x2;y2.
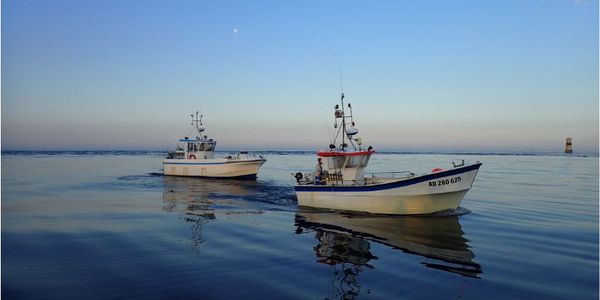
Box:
329;179;372;186
226;152;265;160
166;150;185;159
294;170;417;186
368;171;415;178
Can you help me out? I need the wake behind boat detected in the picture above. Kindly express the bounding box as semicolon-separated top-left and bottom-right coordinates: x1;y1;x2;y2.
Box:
293;93;482;215
163;112;266;179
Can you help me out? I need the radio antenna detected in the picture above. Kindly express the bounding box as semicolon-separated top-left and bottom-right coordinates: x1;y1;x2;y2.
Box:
190;111;205;139
338;65;344;94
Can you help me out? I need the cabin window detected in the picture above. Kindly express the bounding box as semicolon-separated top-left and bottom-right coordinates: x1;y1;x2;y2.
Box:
193;143;198;151
187;143;194;151
198;143;205;151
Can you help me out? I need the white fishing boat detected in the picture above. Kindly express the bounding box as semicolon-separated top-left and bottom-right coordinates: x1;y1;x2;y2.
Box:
293;94;482;215
163;112;266;179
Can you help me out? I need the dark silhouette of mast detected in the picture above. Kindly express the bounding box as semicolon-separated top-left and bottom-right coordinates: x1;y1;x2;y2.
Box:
341;93;346;150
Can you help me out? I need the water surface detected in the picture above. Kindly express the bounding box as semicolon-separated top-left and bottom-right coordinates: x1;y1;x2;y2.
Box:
2;151;598;299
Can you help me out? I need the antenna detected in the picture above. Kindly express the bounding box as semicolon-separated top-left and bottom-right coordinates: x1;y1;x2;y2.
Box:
340;90;346;150
338;65;344;94
190;111;205;138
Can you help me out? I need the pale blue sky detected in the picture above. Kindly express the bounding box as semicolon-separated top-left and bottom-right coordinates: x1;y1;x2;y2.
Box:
2;0;598;152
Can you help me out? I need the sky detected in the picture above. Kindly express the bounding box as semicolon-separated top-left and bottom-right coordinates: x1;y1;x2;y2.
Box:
2;0;598;152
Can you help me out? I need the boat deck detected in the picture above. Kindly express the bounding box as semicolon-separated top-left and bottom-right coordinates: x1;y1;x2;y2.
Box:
298;172;415;186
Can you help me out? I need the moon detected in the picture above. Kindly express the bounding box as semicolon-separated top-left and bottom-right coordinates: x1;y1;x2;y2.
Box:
233;28;239;34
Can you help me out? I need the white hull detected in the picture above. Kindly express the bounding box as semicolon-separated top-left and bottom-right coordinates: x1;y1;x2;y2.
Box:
163;158;266;178
295;163;481;215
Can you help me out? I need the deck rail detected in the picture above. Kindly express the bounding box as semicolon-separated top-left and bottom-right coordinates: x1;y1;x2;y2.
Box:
367;171;415;178
294;171;417;186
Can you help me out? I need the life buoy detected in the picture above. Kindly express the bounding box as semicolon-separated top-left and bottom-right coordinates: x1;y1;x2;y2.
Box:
188;154;197;159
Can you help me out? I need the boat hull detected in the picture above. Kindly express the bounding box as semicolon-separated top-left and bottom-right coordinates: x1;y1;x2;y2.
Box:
295;163;481;215
162;158;266;178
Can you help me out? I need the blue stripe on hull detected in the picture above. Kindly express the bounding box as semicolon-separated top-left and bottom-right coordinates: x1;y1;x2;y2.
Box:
164;174;258;180
163;162;226;165
295;163;481;192
163;159;265;166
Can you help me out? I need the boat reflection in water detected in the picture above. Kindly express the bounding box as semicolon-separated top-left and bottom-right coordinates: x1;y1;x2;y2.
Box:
295;209;482;279
162;175;256;210
161;176;261;252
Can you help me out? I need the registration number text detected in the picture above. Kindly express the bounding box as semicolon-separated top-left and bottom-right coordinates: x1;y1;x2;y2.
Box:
429;176;461;187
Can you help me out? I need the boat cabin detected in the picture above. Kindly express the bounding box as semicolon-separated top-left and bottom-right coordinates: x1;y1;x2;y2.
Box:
318;150;374;184
167;136;216;160
179;137;216;160
165;112;219;160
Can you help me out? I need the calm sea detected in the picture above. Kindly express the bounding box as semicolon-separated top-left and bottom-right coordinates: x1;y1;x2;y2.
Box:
2;151;598;299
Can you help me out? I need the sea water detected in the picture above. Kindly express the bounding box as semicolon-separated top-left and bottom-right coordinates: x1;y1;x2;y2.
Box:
2;151;598;299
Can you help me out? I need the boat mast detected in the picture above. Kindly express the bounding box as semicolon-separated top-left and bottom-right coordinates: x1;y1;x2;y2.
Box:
341;93;346;150
190;111;205;139
338;67;347;151
332;69;358;151
332;93;359;151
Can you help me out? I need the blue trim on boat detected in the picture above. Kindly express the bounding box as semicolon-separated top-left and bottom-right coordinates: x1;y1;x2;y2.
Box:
163;159;265;166
225;159;266;164
164;174;258;180
163;161;226;165
295;163;482;192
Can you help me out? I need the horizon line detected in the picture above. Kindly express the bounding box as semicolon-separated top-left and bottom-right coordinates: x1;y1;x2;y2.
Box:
2;149;598;155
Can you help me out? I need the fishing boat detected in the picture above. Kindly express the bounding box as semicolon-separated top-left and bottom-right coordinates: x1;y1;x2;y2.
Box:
163;112;266;178
293;93;482;215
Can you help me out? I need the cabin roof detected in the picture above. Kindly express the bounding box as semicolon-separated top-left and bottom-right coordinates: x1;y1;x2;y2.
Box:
178;138;215;143
317;150;375;157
